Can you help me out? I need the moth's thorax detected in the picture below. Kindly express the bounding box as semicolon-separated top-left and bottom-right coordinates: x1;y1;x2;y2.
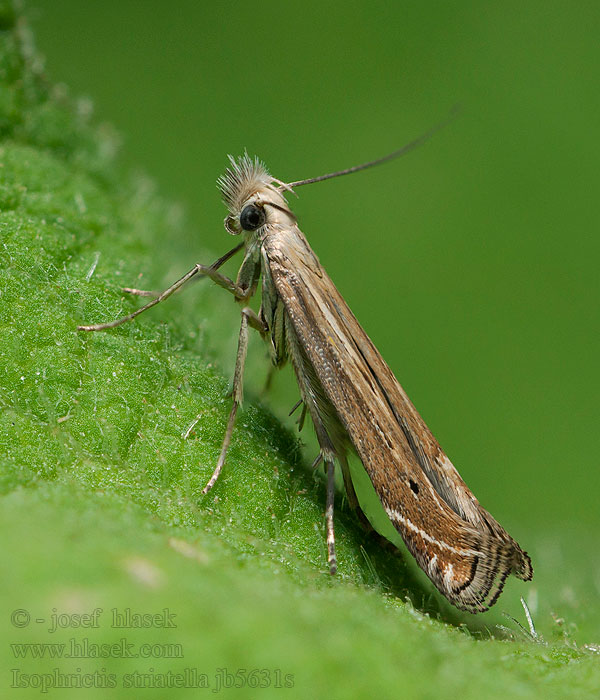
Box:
259;192;296;228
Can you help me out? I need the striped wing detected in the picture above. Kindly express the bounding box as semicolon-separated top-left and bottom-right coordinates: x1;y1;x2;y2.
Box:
262;222;532;613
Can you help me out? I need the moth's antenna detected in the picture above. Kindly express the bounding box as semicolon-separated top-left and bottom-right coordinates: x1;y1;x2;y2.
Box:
284;106;460;189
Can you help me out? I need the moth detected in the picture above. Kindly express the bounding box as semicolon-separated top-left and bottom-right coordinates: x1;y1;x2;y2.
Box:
79;126;532;613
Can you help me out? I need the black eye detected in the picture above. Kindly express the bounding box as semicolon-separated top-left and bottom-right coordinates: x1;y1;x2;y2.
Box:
239;204;265;231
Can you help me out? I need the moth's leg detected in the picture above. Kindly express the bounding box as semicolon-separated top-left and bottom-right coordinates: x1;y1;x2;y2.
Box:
339;454;404;557
194;265;251;299
288;398;303;416
78;265;251;332
288;398;308;432
283;325;340;573
78;242;244;332
325;458;338;575
303;410;340;573
183;305;264;441
243;307;268;333
78;264;204;331
338;453;375;534
297;403;308;432
340;451;396;549
201;306;267;494
338;453;359;510
311;452;323;469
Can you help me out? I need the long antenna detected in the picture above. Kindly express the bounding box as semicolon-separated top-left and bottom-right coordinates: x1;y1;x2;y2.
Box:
284;106;459;189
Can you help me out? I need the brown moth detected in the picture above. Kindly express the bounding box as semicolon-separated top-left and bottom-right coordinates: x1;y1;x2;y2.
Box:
79;129;532;613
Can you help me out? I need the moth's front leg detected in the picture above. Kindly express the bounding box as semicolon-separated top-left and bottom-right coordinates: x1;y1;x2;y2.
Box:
200;306;267;495
77;264;205;331
194;264;252;301
77;243;246;332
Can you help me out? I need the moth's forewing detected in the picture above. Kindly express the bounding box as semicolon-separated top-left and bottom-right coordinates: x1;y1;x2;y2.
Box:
262;222;532;613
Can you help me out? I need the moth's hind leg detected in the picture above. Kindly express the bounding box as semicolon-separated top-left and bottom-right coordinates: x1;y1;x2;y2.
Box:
309;420;341;576
338;453;407;559
338;453;376;535
325;451;406;573
325;457;337;575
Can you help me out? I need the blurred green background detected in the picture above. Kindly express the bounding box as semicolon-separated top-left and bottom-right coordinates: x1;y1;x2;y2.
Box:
33;1;599;530
9;0;596;686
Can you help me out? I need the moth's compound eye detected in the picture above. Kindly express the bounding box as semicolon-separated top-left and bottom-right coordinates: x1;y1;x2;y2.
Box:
239;204;266;231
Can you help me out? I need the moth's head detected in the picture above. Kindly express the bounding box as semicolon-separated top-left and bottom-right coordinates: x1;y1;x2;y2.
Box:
217;153;294;236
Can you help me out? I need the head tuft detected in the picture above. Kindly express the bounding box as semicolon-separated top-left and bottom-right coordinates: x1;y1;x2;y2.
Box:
217;153;272;213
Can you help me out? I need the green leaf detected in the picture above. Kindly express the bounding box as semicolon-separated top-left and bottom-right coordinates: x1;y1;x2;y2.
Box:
2;5;598;698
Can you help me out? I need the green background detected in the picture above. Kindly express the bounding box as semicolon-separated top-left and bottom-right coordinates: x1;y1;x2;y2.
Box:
2;1;599;697
32;0;600;532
